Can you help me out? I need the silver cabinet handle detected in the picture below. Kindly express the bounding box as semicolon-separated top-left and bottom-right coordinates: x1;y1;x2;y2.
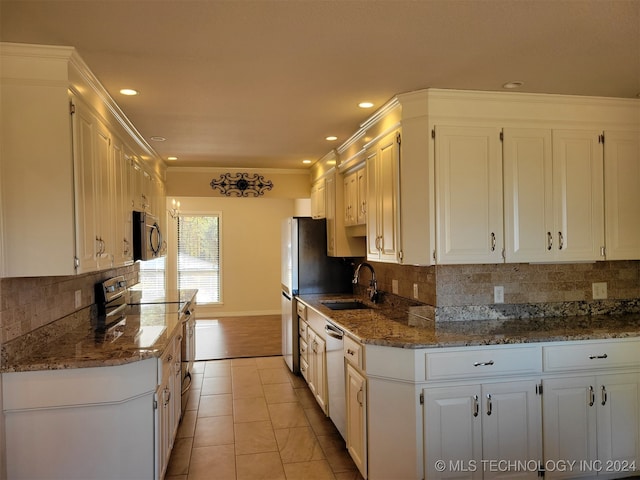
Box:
346;348;356;356
486;394;492;416
361;201;366;214
589;386;595;407
547;232;553;250
589;354;608;360
473;395;479;417
601;386;608;406
473;360;495;367
558;231;564;250
490;232;496;252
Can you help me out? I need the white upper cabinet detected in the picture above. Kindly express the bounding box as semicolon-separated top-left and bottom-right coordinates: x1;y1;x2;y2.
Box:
551;129;604;262
434;125;504;264
603;131;640;260
0;43;165;277
504;128;605;263
310;177;326;219
367;130;402;263
344;167;366;227
503;128;554;262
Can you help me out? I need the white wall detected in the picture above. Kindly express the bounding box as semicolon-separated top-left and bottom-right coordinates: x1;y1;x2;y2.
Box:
166;196;298;317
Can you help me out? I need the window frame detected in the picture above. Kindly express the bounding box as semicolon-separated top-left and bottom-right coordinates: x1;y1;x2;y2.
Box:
176;211;223;305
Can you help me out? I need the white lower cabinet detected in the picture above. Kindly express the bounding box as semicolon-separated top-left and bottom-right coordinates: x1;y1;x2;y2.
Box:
3;359;157;479
307;328;328;414
542;373;640;479
363;338;640;480
424;380;541;480
155;332;183;479
346;358;367;478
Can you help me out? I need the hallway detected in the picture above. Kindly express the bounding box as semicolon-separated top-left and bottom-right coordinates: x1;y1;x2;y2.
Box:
165;356;363;480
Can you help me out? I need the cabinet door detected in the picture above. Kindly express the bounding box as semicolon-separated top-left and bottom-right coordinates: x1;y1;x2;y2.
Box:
367;130;401;263
311;178;326;219
377;132;401;262
344;172;357;226
72;98;100;273
356;168;367;225
346;363;367;479
542;377;598;479
423;385;483;479
95;121;114;269
552;130;604;261
503;128;554;262
435;126;503;264
112;138;133;266
366;149;380;259
596;373;640;467
481;380;541;480
312;333;328;414
604;131;640;260
325;174;336;256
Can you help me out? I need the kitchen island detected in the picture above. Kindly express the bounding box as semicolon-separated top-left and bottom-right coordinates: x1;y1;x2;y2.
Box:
298;293;640;480
1;288;197;480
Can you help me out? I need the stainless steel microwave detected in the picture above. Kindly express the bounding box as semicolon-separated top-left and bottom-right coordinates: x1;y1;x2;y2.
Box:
132;211;163;261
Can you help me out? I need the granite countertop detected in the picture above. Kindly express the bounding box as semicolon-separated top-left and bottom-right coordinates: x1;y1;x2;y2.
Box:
1;290;197;373
298;294;640;349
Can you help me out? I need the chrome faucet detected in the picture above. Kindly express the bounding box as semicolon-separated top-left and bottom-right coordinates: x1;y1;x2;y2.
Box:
353;262;378;303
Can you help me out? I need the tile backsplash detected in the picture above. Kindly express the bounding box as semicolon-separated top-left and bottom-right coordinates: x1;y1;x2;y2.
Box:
0;264;139;344
364;260;640;320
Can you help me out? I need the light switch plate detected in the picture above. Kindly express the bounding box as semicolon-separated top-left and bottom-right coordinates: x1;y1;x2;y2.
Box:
413;283;419;299
75;290;82;309
592;282;607;300
392;279;399;294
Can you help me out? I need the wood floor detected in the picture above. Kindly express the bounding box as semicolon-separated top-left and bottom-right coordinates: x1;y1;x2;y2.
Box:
195;315;282;361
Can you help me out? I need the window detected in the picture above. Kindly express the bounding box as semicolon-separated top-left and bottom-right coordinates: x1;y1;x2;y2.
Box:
138;256;166;298
177;214;221;304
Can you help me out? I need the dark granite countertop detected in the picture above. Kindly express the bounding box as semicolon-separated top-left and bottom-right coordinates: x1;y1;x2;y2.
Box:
1;290;197;373
298;294;640;349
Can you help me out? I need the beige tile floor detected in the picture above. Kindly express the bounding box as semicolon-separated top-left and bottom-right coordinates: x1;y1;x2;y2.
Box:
165;356;364;480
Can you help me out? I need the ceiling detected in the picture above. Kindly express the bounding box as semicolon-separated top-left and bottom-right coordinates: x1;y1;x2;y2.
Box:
1;0;639;170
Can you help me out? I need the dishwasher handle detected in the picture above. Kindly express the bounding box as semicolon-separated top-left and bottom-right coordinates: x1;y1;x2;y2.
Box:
325;323;343;340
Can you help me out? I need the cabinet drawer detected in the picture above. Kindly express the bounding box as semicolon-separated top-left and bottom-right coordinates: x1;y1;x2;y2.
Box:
300;337;309;361
300;357;309;381
543;340;640;373
299;319;308;340
344;335;363;369
425;346;542;380
296;301;307;320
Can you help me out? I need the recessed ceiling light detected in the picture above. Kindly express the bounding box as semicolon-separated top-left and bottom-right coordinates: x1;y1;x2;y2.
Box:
325;136;338;141
167;156;178;161
150;136;166;142
119;88;139;96
358;102;374;109
302;159;312;164
503;81;524;89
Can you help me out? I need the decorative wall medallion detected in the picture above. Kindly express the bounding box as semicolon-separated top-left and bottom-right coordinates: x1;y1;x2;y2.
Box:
210;172;274;197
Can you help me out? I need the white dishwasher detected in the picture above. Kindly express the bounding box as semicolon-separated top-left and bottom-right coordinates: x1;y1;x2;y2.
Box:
324;320;346;439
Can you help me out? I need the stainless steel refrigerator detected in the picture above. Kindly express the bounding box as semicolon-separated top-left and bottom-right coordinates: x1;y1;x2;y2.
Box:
281;217;353;373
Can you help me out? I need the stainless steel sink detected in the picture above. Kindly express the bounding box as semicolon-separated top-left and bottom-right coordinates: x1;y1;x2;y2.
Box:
322;301;372;310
